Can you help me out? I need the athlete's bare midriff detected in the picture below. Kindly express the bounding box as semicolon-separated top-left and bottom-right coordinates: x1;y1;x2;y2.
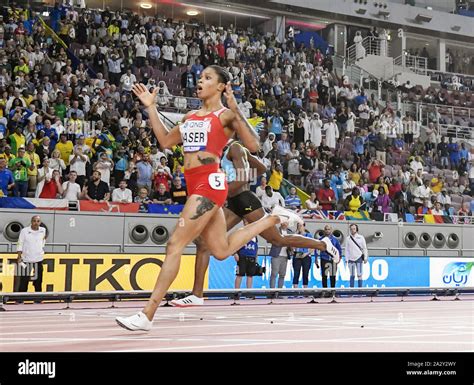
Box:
183;151;221;170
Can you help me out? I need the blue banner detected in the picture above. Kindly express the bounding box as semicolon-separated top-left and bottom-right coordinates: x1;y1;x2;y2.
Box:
209;256;430;289
147;204;184;214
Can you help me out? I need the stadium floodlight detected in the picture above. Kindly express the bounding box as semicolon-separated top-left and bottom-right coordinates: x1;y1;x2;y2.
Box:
186;10;199;16
140;3;152;9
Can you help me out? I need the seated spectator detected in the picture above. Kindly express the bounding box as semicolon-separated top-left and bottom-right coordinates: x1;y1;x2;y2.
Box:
83;170;110;202
394;183;412;206
305;192;319;210
255;176;267;199
284;187;301;210
134;187;152;213
170;176;187;205
431;201;445;216
152;183;172;204
417;199;432;215
112;180;133;203
261;185;285;211
61;171;82;201
436;188;452;210
373;176;389;195
393;197;410;216
373;186;391;214
414;179;433;210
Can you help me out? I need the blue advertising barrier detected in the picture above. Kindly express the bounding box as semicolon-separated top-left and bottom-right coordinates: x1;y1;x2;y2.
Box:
209;256;431;289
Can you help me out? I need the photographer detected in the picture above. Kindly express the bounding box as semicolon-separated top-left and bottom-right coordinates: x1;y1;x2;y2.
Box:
344;224;368;288
234;234;260;290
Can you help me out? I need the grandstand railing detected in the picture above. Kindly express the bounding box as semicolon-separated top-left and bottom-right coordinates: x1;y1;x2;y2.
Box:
439;124;473;140
393;53;428;76
404;101;472;121
426;69;474;89
346;36;392;65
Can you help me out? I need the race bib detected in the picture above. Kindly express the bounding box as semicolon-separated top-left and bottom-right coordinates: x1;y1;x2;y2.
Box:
181;119;211;152
208;173;226;190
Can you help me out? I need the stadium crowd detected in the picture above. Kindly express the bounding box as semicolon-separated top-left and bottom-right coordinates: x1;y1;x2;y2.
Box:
0;3;472;218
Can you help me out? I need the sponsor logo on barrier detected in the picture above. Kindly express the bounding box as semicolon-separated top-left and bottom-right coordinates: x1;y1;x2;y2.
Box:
0;254;205;292
441;262;473;287
430;258;474;288
209;256;431;288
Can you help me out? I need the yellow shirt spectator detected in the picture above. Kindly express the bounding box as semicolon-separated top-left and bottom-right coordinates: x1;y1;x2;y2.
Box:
55;140;74;165
431;177;443;194
26;150;40;176
268;169;283;191
108;24;119;37
373;183;389;195
255;98;266;113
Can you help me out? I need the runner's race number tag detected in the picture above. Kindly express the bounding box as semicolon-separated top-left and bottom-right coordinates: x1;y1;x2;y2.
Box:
209;173;226;190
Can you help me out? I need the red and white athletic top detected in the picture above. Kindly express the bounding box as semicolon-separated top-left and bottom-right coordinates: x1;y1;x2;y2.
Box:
179;107;229;158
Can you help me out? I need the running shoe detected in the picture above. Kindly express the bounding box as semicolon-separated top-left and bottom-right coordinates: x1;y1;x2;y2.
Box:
321;237;341;263
171;295;204;307
116;312;153;331
271;205;304;228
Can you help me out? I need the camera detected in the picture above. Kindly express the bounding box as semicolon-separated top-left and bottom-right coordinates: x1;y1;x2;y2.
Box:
254;263;266;276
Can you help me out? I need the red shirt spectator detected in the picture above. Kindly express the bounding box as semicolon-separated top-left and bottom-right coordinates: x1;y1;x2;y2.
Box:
309;90;318;103
39;171;62;199
368;160;384;184
216;43;225;59
388;181;401;200
317;180;336;210
153;169;171;191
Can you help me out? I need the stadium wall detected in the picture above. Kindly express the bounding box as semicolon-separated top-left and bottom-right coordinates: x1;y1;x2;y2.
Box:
0;210;472;292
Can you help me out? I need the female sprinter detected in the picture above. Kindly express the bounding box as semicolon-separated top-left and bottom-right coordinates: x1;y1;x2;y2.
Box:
116;65;301;331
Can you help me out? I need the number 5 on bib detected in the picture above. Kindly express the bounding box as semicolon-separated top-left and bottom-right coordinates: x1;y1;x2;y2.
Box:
209;173;226;190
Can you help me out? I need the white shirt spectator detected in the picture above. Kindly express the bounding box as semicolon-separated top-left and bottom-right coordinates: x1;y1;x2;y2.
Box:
261;191;285;210
414;185;433;205
437;192;452;206
112;187;133;203
120;73;136;92
62;181;82;201
342;179;356;199
135;42;148;58
226;46;236;61
69;153;88;176
410;159;424;174
174;96;187;110
17;226;46;263
162;45;174;61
